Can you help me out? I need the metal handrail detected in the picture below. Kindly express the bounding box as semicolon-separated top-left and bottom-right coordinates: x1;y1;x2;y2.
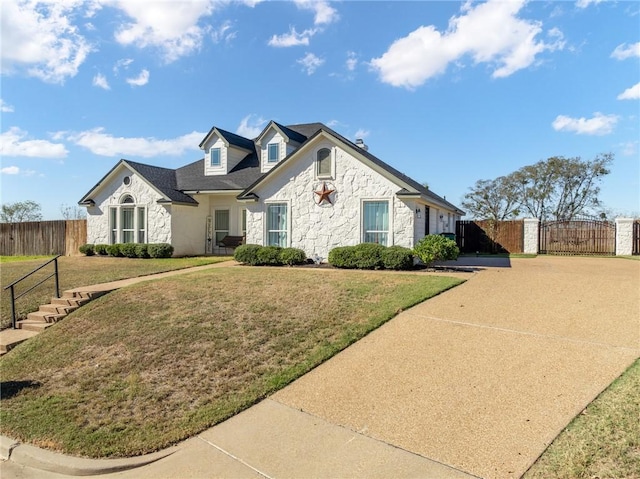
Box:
3;255;61;329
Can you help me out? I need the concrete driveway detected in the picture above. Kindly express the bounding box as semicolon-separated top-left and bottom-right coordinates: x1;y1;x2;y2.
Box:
2;256;639;479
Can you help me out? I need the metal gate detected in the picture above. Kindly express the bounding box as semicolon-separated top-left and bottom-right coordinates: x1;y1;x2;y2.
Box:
633;220;640;255
539;219;615;256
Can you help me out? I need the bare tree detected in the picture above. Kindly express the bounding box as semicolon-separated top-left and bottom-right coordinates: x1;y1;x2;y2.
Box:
60;203;87;220
0;200;43;223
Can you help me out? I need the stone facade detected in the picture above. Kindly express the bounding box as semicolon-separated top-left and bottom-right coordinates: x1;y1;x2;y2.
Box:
615;218;634;256
246;138;416;260
523;218;539;254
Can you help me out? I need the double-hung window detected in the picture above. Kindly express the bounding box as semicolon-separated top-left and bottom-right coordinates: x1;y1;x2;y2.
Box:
210;147;221;167
266;203;288;247
267;143;279;163
363;200;389;246
109;194;147;244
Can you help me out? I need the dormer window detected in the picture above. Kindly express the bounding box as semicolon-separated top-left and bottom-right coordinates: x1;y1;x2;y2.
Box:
210;147;221;167
267;143;279;163
316;148;332;178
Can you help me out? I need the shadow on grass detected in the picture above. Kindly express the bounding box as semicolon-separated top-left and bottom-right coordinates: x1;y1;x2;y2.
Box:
1;380;41;400
434;256;513;269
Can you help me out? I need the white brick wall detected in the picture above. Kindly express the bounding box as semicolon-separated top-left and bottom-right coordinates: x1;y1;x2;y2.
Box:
615;218;634;256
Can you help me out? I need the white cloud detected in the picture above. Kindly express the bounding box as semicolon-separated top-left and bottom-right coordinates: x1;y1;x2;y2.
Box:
576;0;606;8
619;141;638;157
0;127;68;158
294;0;339;25
1;166;20;175
552;112;619;135
110;0;217;63
92;73;110;90
268;27;316;47
1;99;15;113
126;69;149;87
113;58;134;74
611;42;640;60
298;52;324;75
241;0;263;6
211;20;236;44
346;51;358;71
618;82;640;100
65;127;205;157
0;0;92;84
236;115;267;138
370;0;564;89
354;128;370;139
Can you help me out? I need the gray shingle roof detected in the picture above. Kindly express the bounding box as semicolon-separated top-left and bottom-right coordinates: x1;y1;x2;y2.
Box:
176;153;262;191
125;160;198;205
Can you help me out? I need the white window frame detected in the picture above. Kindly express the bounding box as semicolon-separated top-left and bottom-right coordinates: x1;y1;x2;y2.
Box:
267;143;279;163
315;147;334;179
210;147;221;167
108;194;147;244
264;201;290;247
240;208;247;237
361;199;392;246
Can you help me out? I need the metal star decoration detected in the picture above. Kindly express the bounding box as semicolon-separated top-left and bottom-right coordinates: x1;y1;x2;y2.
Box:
314;182;335;205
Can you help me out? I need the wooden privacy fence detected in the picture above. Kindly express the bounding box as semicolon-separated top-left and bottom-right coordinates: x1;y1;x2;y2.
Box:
0;220;87;256
539;219;615;256
456;220;524;254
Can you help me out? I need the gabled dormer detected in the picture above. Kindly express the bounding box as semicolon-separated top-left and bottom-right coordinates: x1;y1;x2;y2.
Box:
255;121;307;173
198;127;255;176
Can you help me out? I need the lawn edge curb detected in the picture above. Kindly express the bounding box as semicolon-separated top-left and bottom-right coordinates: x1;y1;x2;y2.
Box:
2;435;177;476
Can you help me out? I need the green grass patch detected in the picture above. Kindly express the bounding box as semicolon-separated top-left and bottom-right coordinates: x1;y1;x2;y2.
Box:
0;256;231;330
0;268;462;458
524;358;640;479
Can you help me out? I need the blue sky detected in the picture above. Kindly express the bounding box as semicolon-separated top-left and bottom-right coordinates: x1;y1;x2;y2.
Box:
1;0;638;220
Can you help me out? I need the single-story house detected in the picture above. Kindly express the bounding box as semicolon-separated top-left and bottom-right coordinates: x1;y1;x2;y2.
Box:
79;121;464;258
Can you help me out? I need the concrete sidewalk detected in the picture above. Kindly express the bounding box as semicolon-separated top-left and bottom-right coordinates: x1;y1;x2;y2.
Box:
2;256;639;478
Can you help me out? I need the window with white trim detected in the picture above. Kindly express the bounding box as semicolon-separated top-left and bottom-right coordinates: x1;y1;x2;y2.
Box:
109;194;147;244
316;148;332;178
266;203;288;247
210;147;221;167
362;200;389;246
267;143;279;163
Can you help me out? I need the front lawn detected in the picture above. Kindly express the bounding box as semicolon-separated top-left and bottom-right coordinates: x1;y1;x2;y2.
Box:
0;255;231;330
0;268;463;458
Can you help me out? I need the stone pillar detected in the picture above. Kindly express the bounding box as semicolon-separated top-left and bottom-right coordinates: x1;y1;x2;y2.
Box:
523;218;539;254
615;218;634;256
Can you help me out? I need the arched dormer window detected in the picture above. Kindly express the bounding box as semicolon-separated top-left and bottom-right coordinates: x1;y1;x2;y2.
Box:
316;148;332;179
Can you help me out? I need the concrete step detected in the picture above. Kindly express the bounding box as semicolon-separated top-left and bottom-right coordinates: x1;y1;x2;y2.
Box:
62;290;108;301
17;320;56;333
26;311;66;323
0;329;39;354
39;303;79;315
50;297;89;308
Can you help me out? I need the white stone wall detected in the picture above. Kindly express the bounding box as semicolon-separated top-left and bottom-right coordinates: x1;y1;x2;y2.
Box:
247;138;416;260
615;218;634;256
523;218;539;254
86;166;171;246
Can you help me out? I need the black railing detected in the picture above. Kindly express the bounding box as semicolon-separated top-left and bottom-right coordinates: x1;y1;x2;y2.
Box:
3;255;61;329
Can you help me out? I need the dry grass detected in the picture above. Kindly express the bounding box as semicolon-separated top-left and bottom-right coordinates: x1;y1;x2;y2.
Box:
0;267;462;458
524;358;640;479
0;255;231;330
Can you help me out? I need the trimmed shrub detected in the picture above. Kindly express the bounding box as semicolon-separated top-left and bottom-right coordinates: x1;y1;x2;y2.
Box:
353;243;385;269
148;243;174;258
413;234;459;266
94;244;108;256
279;247;306;266
120;243;138;258
79;244;95;256
256;245;282;266
106;244;123;257
234;244;262;265
382;246;414;270
328;246;357;269
134;244;150;259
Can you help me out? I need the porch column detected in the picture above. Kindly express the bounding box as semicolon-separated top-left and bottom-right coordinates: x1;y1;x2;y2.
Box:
615;218;634;256
523;218;539;255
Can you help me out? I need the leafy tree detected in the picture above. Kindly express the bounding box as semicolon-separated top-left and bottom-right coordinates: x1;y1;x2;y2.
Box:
0;200;43;223
461;175;520;221
511;154;612;221
60;203;87;220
